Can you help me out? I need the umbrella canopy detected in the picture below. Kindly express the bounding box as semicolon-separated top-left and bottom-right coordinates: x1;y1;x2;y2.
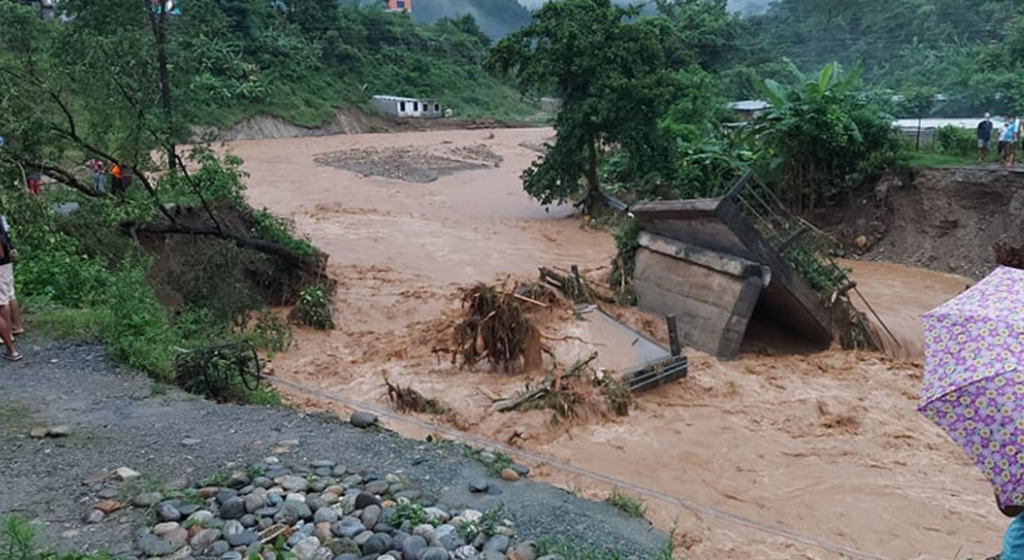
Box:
920;266;1024;506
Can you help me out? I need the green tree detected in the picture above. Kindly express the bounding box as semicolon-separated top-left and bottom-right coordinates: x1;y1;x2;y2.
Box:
486;0;689;207
752;61;900;210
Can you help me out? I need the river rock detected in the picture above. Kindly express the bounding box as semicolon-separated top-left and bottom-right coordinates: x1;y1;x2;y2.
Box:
454;545;479;560
412;524;435;542
354;492;379;510
314;522;333;544
280;476;309;493
226;530;257;548
244;493;265;513
364;480;389;495
189;528;222;550
423;507;449;524
220;551;242;560
186;510;214;526
394;490;422;502
292;537;321;560
137;533;179;557
133;492;164;508
511;464;531;477
435;525;455;541
402;535;427;560
500;468;520;482
417;546;449;560
211;541;231;556
164;527;189;548
349;411;378;429
157;503;182;522
320;492;340;505
360;504;381;528
153;522;181;537
331;517;365;539
314;507;338;524
483;534;510;554
84;510;104;524
227;472;251;489
468;478;489;493
240;514;257;528
361;533;391;555
220;497;246;520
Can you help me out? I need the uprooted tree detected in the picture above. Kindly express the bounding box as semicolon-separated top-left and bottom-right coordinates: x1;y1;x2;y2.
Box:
0;1;326;278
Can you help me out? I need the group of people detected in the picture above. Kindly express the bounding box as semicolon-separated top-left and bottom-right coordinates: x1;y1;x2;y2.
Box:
85;159;131;195
977;113;1024;169
0;214;23;362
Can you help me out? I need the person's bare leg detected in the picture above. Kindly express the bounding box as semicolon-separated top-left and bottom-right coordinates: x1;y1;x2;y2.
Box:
0;306;17;357
10;299;22;333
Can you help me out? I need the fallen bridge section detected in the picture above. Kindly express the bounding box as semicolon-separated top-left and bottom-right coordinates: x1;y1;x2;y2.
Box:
631;196;833;359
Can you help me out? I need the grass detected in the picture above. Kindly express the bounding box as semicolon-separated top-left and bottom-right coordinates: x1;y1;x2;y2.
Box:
605;487;647;519
908;151;993;167
1;516;113;560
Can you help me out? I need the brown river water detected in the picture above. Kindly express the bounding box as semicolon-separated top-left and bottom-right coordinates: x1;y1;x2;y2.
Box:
228;127;1003;560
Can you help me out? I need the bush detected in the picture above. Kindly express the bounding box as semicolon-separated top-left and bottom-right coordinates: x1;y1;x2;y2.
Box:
289;286;335;330
1;515;112;560
933;125;977;156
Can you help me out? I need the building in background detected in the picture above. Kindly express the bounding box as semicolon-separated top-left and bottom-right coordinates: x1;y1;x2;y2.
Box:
384;0;411;13
371;95;442;119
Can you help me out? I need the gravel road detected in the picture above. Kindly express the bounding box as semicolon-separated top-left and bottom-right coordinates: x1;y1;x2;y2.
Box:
0;340;667;559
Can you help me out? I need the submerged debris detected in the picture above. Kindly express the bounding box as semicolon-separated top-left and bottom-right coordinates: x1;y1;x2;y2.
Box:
453;283;532;373
384;376;449;415
497;353;633;422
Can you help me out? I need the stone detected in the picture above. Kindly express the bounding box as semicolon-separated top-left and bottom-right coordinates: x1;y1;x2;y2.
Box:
220;551;242;560
292;537;321;560
307;496;325;513
325;538;360;556
315;522;334;544
393;490;422;502
164;528;189;548
311;547;332;560
240;514;257;528
453;545;478;560
378;556;397;560
245;494;265;514
401;536;427;560
29;427;48;438
255;506;281;518
177;504;200;516
227;472;251;489
163;545;192;560
138;534;179;557
364;481;388;495
311;460;336;469
500;469;520;482
197;487;220;499
349;411;378;429
258;518;274;531
331;465;348;477
84;510;104;524
360;505;380;529
220;497;246;520
434;525;455;541
278;499;312;523
181;438;201;447
186;510;214;526
478;452;496;463
222;520;245;538
320;492;340;506
331;518;366;540
486;486;503;496
314;508;339;524
468;478;488;493
47;425;71;437
510;464;530;477
361;533;391;556
510;540;538;560
460;510;483;523
157;503;182;522
342;475;363;488
131;491;164;508
354;493;379;510
417;547;449;560
483;535;509;554
334;555;359;560
412;525;435;542
480;552;506;560
536;556;564;560
217;490;240;505
153;522;181;537
226;530;257;548
281;476;310;493
94;500;124;514
423;507;449;524
189;528;222;550
114;467;141;481
438;533;462;551
97;486;120;500
211;541;231;556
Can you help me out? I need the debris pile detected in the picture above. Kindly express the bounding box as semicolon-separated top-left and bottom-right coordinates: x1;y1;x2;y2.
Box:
497;353;634;423
453;283;534;373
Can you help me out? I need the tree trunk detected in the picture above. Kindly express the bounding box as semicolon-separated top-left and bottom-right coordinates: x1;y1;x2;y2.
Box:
147;0;176;169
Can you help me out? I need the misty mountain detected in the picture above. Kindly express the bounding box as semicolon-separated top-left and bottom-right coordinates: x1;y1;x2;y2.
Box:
406;0;771;39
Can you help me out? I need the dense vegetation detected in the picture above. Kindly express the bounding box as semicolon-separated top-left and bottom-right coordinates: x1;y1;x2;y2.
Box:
736;0;1024;116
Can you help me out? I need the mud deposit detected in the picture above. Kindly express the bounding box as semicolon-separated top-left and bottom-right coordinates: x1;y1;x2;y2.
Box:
314;144;503;183
229;128;1008;560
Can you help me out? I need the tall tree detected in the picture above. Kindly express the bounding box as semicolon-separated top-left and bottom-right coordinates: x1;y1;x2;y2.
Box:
486;0;690;208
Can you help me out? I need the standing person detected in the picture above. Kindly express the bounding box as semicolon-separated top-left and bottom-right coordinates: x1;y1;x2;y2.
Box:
996;495;1024;560
110;162;123;197
0;221;22;361
1003;116;1018;170
1;215;23;337
27;169;42;196
979;112;994;161
87;159;106;194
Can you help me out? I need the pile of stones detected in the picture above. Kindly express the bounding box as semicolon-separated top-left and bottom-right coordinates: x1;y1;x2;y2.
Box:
127;457;550;560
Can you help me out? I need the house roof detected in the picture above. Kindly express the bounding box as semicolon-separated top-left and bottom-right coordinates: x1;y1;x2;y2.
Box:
727;100;771;111
371;95;439;103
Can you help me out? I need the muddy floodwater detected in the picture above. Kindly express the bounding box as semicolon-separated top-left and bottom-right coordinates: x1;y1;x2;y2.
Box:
229;128;1004;560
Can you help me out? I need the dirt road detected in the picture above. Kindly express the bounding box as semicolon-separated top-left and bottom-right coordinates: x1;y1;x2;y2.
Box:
232;128;1006;560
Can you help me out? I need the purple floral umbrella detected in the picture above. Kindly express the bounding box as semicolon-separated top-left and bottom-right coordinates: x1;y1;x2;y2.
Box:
920;266;1024;507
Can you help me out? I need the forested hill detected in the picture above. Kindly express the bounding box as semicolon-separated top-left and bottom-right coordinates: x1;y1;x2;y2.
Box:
736;0;1021;115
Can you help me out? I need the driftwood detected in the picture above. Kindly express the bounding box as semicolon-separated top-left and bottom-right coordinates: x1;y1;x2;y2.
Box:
497;352;598;413
384;376;448;415
539;267;616;304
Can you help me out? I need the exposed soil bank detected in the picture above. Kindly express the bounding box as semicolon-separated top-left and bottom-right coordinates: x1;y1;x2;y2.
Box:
0;340;667;558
